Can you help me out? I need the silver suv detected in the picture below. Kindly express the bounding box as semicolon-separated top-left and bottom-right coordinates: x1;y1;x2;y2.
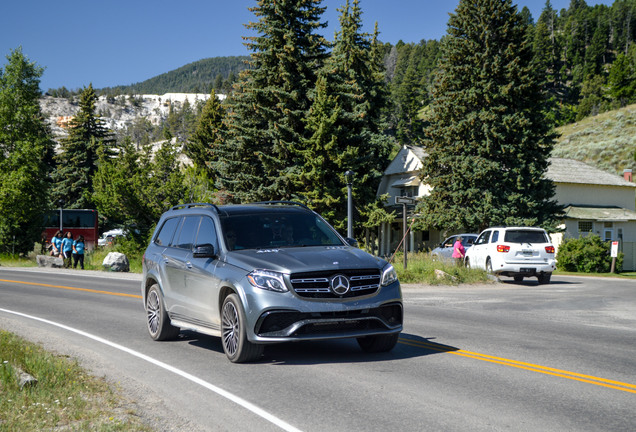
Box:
142;202;403;362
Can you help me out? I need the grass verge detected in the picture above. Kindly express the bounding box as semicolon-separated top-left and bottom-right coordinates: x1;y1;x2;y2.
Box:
390;252;491;285
0;330;150;431
0;245;143;274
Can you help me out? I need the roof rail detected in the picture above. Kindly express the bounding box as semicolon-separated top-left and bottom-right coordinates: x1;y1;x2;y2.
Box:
171;203;220;213
251;201;311;211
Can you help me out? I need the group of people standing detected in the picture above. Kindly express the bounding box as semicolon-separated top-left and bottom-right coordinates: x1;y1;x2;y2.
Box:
49;231;85;269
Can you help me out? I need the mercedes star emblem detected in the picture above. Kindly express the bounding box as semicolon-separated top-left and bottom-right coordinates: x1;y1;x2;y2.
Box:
330;274;350;295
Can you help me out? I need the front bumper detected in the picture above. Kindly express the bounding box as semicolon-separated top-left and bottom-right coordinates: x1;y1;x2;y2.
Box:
241;280;403;343
254;302;402;341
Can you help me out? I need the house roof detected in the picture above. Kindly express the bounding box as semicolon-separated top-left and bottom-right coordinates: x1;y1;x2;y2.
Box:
564;205;636;221
383;145;427;175
547;157;636;188
410;145;427;161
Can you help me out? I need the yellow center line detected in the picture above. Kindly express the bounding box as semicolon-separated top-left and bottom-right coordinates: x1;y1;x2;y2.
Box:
399;337;636;394
0;278;142;299
3;278;633;394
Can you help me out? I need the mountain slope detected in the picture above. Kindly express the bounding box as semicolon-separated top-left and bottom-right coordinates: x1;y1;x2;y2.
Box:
102;56;249;94
552;104;636;176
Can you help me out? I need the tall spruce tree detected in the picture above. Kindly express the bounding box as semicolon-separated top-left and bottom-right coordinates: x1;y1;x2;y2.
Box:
0;48;55;253
214;0;328;202
52;84;115;209
185;90;226;174
299;0;393;231
418;0;561;233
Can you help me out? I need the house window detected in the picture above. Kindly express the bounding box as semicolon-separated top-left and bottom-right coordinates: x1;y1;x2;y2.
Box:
400;186;418;197
604;222;613;228
578;221;593;233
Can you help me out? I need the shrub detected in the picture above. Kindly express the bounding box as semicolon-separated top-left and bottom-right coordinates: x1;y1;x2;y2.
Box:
557;235;623;273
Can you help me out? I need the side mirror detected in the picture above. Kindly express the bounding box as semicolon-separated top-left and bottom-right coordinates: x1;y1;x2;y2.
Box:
344;237;358;248
193;244;216;259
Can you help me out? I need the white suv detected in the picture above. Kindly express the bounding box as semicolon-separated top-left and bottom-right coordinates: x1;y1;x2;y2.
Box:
464;227;556;284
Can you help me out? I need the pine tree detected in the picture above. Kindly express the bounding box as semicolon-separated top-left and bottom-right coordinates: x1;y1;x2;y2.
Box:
92;138;188;238
419;0;562;233
185;90;226;174
52;84;115;209
214;0;328;202
608;45;636;104
298;0;393;231
0;47;55;253
535;1;563;98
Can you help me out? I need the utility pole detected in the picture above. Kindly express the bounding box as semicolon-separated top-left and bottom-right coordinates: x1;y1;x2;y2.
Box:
395;196;416;269
345;171;354;239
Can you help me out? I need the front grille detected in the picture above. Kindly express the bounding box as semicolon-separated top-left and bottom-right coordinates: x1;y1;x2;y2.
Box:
290;268;381;299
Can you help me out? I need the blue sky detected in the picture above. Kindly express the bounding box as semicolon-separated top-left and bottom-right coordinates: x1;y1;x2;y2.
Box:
1;0;613;91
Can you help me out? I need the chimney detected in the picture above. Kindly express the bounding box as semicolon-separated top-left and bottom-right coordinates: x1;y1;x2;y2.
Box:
624;169;633;182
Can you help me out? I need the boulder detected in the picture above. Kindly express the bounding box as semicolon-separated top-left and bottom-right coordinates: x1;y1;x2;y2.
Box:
434;269;458;282
36;255;64;268
102;252;130;272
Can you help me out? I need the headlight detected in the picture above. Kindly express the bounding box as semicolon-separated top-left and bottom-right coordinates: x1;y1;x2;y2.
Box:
381;264;398;287
247;270;288;292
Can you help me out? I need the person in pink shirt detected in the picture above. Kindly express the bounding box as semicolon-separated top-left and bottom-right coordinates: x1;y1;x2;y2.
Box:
452;236;466;266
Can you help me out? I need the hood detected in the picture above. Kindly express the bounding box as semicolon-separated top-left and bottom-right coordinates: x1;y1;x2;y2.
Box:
224;246;388;274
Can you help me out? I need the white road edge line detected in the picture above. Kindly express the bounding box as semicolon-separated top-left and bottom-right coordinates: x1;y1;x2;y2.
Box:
0;308;303;432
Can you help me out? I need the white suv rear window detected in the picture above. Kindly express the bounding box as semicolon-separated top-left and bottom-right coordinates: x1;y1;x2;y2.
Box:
503;230;547;243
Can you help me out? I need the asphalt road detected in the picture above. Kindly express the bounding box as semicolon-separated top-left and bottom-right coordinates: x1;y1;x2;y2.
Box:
1;267;635;431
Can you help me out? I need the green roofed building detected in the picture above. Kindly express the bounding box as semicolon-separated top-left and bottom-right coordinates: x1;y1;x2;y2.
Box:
377;152;636;269
547;158;636;270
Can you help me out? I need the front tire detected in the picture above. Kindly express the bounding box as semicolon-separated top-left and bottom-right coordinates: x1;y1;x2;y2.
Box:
146;284;179;341
357;333;400;353
221;294;264;363
514;276;524;282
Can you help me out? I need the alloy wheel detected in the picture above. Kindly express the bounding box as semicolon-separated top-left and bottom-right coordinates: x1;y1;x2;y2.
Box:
222;301;240;357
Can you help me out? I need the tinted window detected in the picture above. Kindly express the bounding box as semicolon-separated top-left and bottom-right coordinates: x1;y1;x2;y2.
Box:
155;217;180;246
174;216;201;250
462;236;476;246
442;237;455;248
491;230;499;243
196;217;218;249
475;231;491;245
504;230;548;244
44;210;97;228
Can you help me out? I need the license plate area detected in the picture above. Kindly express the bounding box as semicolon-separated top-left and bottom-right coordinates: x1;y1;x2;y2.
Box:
520;268;535;273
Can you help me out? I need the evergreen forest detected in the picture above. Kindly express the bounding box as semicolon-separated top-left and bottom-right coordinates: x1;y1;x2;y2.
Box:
1;0;636;255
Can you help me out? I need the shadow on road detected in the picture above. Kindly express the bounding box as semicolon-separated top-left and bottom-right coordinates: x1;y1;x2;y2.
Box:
499;278;581;286
181;331;459;365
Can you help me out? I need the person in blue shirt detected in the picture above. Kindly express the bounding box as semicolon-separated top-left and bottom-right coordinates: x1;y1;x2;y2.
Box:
72;235;85;270
61;232;74;268
51;230;63;257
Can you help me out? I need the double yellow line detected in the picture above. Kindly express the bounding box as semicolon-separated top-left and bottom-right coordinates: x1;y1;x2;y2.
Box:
0;278;142;299
399;337;636;394
3;278;634;394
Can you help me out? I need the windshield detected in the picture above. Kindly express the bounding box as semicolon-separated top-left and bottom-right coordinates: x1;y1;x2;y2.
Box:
219;211;344;251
